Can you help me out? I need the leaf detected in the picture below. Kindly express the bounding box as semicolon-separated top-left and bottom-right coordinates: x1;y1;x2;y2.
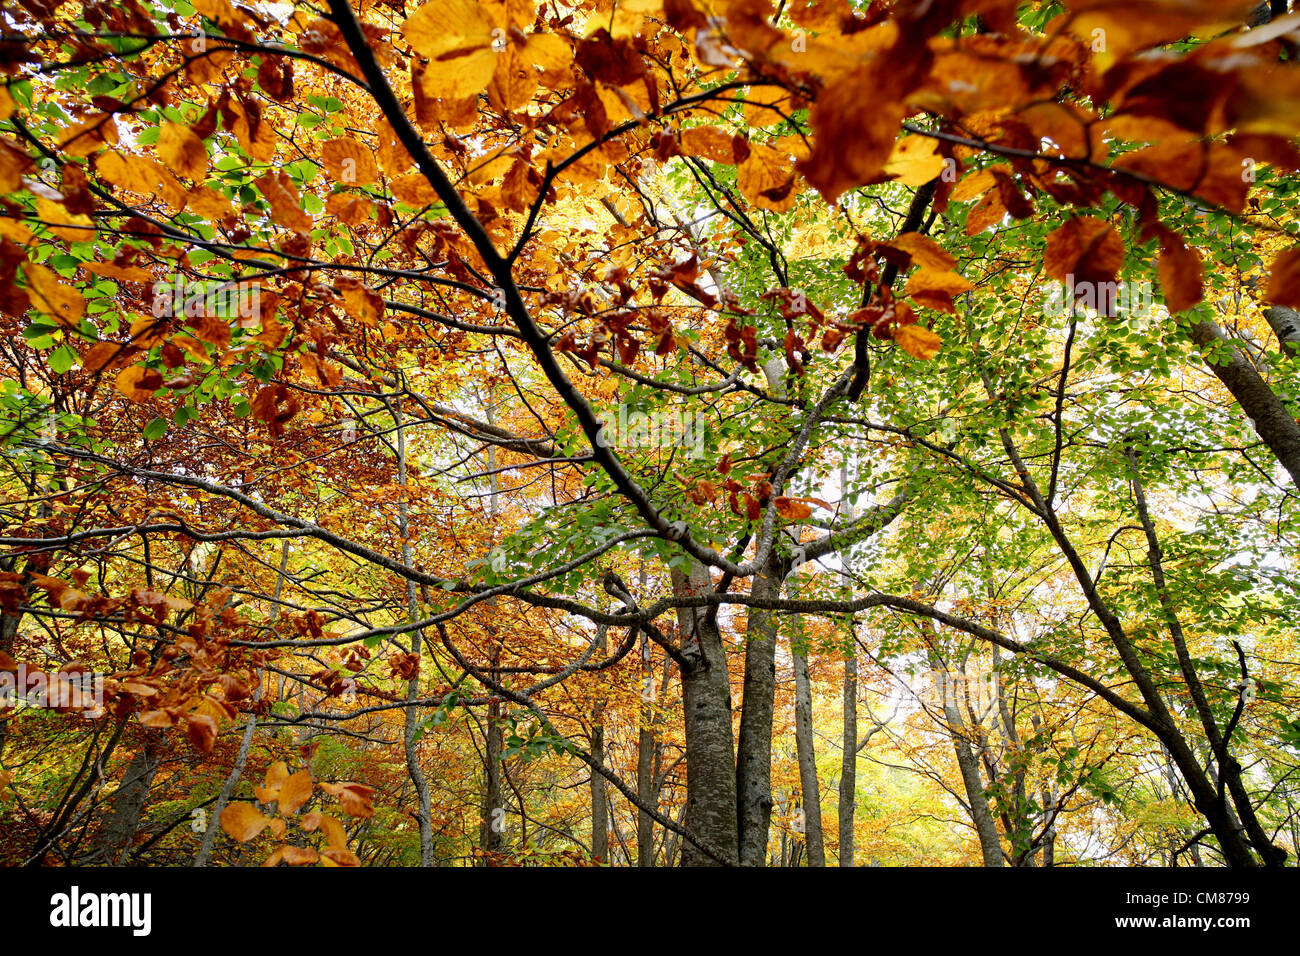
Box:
1157;233;1204;313
906;269;972;314
895;323;942;360
254;170;313;233
142;416;168;441
220;803;272;842
1043;216;1125;287
737;144;798;213
321;138;378;187
115;366;163;403
884;135;947;187
261;760;290;799
47;344;78;375
24;263;84;327
320;780;375;818
156;123;208;181
885;232;956;272
264;845;318;866
797;63;904;203
680;126;748;165
320;847;360;866
1266;247;1300;309
773;496;813;521
185;713;218;753
277;770;314;814
403;0;498;99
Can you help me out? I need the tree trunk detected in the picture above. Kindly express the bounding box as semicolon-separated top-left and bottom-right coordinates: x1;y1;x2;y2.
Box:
101;731;165;864
636;628;657;866
396;400;435;866
839;649;857;866
735;553;785;865
1189;317;1300;488
478;685;504;861
672;562;739;866
1263;305;1300;359
792;636;825;866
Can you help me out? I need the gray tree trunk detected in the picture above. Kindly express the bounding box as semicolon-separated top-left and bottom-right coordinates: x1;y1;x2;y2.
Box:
792;636;825;866
672;562;739;866
1263;306;1300;359
101;731;165;864
1189;317;1300;488
839;650;856;866
735;553;785;865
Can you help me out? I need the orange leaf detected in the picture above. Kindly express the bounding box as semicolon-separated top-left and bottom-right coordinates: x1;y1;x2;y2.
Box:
895;323;943;360
220;806;271;842
277;770;314;814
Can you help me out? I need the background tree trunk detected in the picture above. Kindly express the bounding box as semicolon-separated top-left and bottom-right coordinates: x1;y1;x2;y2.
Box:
793;637;825;866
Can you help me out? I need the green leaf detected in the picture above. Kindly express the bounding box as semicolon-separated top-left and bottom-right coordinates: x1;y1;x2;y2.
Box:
142;416;168;441
47;344;79;374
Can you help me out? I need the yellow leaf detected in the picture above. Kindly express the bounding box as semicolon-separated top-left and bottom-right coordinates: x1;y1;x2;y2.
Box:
185;185;236;223
402;0;494;60
884;135;947;187
35;197;94;243
737;144;798;213
115;365;163;402
24;262;84;327
680;126;746;164
895;323;942;360
420;47;499;99
390;172;440;207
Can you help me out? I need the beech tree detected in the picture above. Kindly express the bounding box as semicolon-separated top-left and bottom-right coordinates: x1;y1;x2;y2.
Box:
2;0;1300;867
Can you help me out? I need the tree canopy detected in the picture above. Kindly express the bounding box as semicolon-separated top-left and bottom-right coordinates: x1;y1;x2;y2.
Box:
3;0;1300;869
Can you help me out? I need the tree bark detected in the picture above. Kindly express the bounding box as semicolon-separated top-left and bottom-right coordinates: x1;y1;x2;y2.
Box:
636;628;658;866
1189;317;1300;488
792;634;825;866
1263;306;1300;360
839;649;857;866
101;731;165;864
672;562;739;866
735;553;785;865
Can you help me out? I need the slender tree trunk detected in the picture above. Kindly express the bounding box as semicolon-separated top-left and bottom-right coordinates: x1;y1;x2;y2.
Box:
636;629;657;866
735;553;785;865
672;562;739;866
590;627;608;863
395;399;435;866
478;666;504;861
792;634;825;866
839;649;857;867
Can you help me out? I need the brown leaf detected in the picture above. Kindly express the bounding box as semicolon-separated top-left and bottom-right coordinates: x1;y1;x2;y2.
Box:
1266;247;1300;309
115;366;163;403
1157;232;1204;313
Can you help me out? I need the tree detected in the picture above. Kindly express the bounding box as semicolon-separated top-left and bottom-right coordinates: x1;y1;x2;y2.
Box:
2;0;1299;868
